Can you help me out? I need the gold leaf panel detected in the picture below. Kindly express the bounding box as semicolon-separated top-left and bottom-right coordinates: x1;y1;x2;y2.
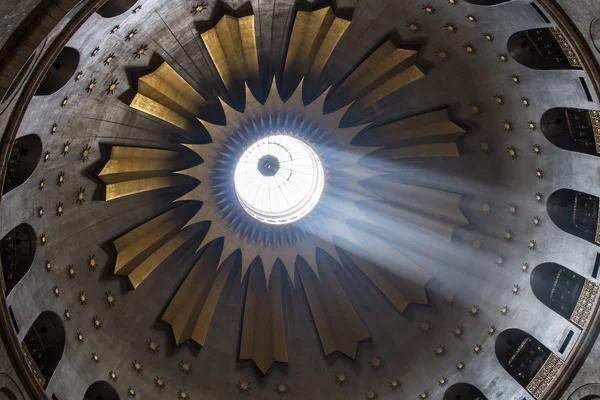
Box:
297;255;370;359
239;261;288;374
162;240;235;346
281;6;351;98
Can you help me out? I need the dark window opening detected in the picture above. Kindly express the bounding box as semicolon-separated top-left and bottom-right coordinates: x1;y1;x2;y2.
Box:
23;311;65;388
558;330;574;353
531;263;586;321
548;189;600;244
35;47;79;96
508;28;581;70
83;381;120;400
495;329;551;388
3;134;43;194
96;0;138;18
1;223;36;295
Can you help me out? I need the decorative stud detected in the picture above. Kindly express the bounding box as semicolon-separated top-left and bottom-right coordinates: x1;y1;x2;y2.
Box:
56;202;64;216
453;326;464;337
147;339;159;353
472;239;482;249
529;121;537;130
463;44;476;54
81;145;91;161
533;216;541;226
133;4;142;13
528;240;536;250
75;71;83;81
419;392;429;399
77;332;84;343
92;352;100;363
501;305;509;315
508;203;517;215
466;14;476;22
87;254;97;270
67;265;75;278
469;305;479;316
132;360;143;372
365;390;377;399
191;2;207;14
369;357;383;369
496;254;505;266
86;79;96;93
481;201;491;214
483;33;494;41
493;94;504;105
93;316;102;329
109;371;117;381
535;192;543;202
498;53;508;62
41;234;47;245
521;262;529;272
438;377;448;386
388;379;401;389
480;140;490;153
91;47;100;57
125;29;137;41
444;23;457;33
76;187;86;205
104;291;116;306
503;120;513;132
406;21;422;33
37;206;44;218
504;229;513;242
45;260;52;271
103;53;115;66
473;344;482;354
237;380;251;392
110;25;120;34
134;44;148;59
57;172;65;186
521;97;530;107
51;123;57;134
448;0;457;4
127;387;136;398
511;75;520;84
488;325;496;335
422;4;436;14
275;383;289;395
64;310;71;320
535;168;543;179
78;291;87;305
39;179;45;190
180;361;192;373
456;361;465;371
512;284;520;294
419;320;432;333
434;344;446;356
154;376;166;389
445;295;454;305
533;144;541;155
106;79;119;95
61;96;68;107
44;151;50;162
469;103;481;115
53;285;60;296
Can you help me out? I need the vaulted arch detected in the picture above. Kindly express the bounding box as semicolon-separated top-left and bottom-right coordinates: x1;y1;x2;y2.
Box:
508;28;582;70
35;47;79;96
22;311;65;388
83;381;120;400
547;189;600;244
443;382;488;399
531;263;598;328
3;134;42;195
495;328;564;398
541;108;599;156
1;224;36;295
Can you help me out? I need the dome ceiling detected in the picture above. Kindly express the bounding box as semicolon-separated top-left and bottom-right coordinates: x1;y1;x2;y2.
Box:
1;0;600;400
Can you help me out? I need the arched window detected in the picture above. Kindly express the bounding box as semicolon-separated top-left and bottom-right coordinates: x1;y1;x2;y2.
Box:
83;381;120;400
495;329;563;397
547;189;599;244
22;311;65;388
3;134;42;194
531;263;598;328
35;47;79;96
96;0;138;18
443;383;488;399
541;108;598;155
508;28;582;70
1;224;36;295
465;0;512;4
